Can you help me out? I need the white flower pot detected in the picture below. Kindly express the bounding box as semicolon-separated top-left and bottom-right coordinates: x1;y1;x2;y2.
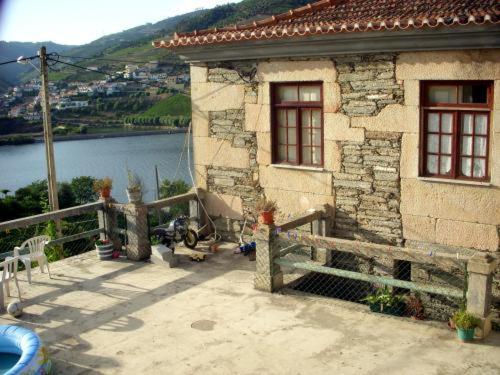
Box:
126;189;142;203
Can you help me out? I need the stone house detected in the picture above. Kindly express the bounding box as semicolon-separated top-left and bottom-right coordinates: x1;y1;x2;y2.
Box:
155;1;500;318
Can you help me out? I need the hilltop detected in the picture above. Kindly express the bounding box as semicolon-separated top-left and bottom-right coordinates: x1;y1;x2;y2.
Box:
1;0;311;85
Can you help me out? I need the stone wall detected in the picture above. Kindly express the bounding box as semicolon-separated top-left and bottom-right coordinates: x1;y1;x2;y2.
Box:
333;54;404;117
333;131;403;246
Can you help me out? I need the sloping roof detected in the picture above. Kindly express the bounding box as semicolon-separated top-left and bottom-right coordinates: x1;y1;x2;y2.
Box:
153;0;499;49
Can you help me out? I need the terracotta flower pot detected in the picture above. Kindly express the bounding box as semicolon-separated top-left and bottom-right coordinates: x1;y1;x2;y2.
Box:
100;188;111;199
260;211;274;225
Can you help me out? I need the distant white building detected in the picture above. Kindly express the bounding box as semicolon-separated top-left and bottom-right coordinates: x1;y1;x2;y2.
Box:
55;100;89;110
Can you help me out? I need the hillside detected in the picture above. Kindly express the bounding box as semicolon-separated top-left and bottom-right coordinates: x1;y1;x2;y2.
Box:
143;94;191;117
5;0;311;85
0;41;76;85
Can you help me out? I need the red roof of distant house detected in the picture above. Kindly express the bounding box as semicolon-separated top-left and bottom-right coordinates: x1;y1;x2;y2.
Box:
153;0;499;48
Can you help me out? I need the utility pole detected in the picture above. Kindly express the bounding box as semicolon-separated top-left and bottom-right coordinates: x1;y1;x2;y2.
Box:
39;46;61;235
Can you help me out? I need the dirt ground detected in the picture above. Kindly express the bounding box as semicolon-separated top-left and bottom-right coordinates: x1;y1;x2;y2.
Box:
0;243;498;374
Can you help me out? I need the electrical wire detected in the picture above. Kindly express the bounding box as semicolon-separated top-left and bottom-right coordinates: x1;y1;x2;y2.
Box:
0;55;38;66
56;54;186;68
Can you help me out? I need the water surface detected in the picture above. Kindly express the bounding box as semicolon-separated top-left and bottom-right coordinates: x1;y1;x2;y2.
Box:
0;133;192;203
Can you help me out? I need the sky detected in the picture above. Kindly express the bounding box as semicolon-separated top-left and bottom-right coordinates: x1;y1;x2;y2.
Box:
0;0;238;45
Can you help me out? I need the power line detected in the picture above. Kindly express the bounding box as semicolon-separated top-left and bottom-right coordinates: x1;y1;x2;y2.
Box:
0;55;39;66
56;54;186;67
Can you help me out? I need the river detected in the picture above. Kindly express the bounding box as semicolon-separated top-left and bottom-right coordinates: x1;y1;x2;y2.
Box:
0;133;192;203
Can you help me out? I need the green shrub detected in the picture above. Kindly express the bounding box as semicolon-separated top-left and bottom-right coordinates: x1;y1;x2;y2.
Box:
452;310;480;330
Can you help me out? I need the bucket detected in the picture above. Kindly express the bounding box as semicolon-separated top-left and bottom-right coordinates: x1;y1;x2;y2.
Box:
457;328;475;342
96;243;114;260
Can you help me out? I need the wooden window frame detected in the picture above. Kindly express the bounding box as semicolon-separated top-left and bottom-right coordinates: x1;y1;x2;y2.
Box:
419;81;493;182
271;82;324;167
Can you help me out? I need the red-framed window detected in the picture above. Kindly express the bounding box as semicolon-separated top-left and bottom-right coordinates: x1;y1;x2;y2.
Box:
420;81;493;181
271;82;323;167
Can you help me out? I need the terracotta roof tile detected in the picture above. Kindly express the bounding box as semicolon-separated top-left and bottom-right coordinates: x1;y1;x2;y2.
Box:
153;0;500;48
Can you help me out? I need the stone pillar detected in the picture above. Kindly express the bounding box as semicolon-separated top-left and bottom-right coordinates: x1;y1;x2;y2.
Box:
311;204;333;266
466;253;498;339
124;202;151;261
97;198;122;251
254;223;283;292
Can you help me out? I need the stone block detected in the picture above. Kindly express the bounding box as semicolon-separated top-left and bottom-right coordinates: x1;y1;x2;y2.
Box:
256;132;271;165
192;110;209;137
324;113;364;142
205;192;244;220
351;104;419;133
151;245;179;268
257;59;337;83
435;219;498;251
324;140;342;172
400;133;419;178
323;82;342;113
190;64;208;83
191;82;245;112
400;178;500;225
396;50;500;80
193;137;249;169
259;166;332;195
194;164;208;190
245;103;270;132
404;80;420;107
264;187;334;218
402;214;436;243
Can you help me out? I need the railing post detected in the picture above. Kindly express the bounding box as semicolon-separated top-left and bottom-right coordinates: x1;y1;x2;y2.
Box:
254;222;283;292
124;201;151;261
97;198;122;251
311;204;332;266
466;253;498;339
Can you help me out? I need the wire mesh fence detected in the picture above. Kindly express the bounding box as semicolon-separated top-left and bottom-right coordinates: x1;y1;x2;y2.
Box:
276;240;468;322
0;212;100;262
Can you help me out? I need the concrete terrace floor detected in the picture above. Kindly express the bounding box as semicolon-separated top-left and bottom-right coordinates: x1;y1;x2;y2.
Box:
0;243;499;375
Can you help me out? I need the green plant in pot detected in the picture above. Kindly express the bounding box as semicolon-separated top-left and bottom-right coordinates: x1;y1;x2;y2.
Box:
255;198;278;225
361;286;405;316
452;310;480;342
126;170;143;203
405;293;425;320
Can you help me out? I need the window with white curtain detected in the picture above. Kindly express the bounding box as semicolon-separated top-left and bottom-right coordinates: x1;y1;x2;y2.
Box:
421;82;492;181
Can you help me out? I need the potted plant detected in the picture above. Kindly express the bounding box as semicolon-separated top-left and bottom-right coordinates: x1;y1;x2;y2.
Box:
255;198;278;225
95;238;114;260
405;293;425;320
93;177;113;199
126;170;143;203
452;310;480;342
361;286;405;316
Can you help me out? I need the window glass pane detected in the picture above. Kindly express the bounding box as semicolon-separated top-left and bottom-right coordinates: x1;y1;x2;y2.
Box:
302;128;311;146
312;129;321;146
460;85;487;104
473;159;485;178
427;134;439;153
440;135;452;154
311;110;321;127
461;157;472;177
287;110;297;127
301;109;311;127
302;147;311;164
427;155;438;174
461;114;473;134
312;147;321;165
278;128;286;144
288;128;296;145
299;86;321;102
474;137;487;157
428;113;439;132
461;136;472;156
428;85;457;103
288;146;297;162
277;110;287;127
475;114;487;135
441;113;453;133
277;86;298;102
278;145;286;161
440;156;452;175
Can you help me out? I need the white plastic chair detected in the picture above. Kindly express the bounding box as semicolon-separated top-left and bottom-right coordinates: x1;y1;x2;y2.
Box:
0;256;22;309
13;235;52;284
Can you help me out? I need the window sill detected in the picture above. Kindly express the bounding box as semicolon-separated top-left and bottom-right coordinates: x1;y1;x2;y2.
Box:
270;164;325;172
417;177;492;187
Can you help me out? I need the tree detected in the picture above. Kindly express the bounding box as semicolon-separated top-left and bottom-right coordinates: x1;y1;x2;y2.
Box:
70;176;98;204
160;179;191;218
58;182;76;209
0;189;10;198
